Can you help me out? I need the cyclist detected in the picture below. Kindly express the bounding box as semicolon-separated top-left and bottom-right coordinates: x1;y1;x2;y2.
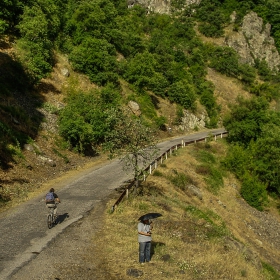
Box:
45;188;60;219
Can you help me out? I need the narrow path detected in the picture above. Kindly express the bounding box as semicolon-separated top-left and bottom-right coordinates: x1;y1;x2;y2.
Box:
0;129;226;279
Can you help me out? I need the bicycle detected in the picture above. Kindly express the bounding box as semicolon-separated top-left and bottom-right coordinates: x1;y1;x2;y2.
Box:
47;205;58;229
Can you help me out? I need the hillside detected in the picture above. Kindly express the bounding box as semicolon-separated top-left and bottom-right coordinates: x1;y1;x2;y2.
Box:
1;1;280;278
0;44;185;211
10;140;280;279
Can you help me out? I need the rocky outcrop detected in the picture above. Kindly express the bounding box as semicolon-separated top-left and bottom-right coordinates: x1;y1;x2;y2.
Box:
226;11;280;71
127;0;200;14
177;109;209;131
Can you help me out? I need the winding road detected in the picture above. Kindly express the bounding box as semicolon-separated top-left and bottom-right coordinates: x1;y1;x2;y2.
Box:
0;128;226;279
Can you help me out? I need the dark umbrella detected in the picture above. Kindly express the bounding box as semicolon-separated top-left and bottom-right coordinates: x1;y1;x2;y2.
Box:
138;213;162;221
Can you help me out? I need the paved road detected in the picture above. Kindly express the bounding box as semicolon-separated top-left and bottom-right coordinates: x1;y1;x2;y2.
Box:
0;128;226;279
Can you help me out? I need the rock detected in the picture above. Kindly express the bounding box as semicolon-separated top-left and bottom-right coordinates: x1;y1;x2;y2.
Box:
161;254;171;262
38;155;56;167
126;268;143;277
255;239;263;247
128;101;141;116
226;11;280;71
186;185;203;200
178;109;209;131
127;0;200;14
61;68;70;77
24;144;34;152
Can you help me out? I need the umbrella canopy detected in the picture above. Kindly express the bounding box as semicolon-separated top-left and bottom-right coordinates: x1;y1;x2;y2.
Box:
138;212;162;221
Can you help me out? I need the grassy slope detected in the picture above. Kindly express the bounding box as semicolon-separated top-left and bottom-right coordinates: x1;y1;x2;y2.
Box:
95;141;280;279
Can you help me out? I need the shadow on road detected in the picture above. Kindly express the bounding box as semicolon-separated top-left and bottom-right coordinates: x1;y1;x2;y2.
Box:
56;213;69;224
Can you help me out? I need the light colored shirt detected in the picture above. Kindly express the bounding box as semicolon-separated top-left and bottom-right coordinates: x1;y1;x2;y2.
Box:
138;222;152;243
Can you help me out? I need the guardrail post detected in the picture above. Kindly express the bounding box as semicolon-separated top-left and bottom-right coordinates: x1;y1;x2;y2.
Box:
126;188;129;198
221;133;223;138
176;145;178;150
149;164;152;174
170;149;172;156
181;140;184;147
215;135;217;141
195;139;196;144
161;156;163;164
144;174;146;181
155;160;157;169
165;153;168;160
205;138;207;143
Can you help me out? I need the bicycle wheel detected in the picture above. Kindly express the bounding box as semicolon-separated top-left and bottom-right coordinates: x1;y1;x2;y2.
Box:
47;214;53;229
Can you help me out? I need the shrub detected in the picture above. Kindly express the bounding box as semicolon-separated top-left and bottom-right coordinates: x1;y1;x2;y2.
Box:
240;173;267;211
69;37;117;86
168;80;197;110
167;172;192;190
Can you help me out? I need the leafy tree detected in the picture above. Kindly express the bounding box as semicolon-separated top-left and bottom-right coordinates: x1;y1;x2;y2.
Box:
104;115;159;190
238;64;256;85
69;37;117;86
123;51;158;91
59;86;121;153
195;0;228;37
250;122;280;195
15;0;62;83
208;46;239;77
168;80;197;110
240;172;267;211
223;96;269;145
65;0;117;44
222;143;251;179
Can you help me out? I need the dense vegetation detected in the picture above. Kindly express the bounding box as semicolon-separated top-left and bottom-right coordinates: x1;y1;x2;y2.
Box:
1;0;280;209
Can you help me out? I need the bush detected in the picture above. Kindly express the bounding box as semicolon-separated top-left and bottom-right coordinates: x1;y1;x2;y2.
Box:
240;173;267;211
69;37;117;86
168;80;196;110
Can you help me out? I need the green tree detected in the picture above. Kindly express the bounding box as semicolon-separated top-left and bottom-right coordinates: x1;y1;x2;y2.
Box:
69;37;117;86
123;51;158;91
240;172;267;211
208;46;239;77
168;80;197;110
59;86;121;153
16;4;54;82
104;116;159;190
251;122;280;194
223;96;269;145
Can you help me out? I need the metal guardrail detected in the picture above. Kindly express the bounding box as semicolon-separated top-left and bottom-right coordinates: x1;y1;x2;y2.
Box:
111;131;228;212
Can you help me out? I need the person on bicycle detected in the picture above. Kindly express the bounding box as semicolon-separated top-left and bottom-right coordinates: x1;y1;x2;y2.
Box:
45;188;60;218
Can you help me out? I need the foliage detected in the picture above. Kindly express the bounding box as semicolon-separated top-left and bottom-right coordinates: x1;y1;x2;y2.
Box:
195;0;228;37
69;37;118;86
222;144;250;179
16;4;53;83
238;63;256;85
208;46;239;77
185;205;229;238
122;51;159;92
250;122;280;195
240;172;267;211
167;171;192;190
262;261;280;280
223;96;269;146
104;115;159;188
58;85;121;153
167;80;197;110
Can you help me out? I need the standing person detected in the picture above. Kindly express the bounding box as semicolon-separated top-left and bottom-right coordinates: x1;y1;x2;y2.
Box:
45;188;60;219
138;219;153;264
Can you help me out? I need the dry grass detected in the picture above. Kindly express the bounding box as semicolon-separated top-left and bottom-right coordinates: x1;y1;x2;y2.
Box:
90;141;280;280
